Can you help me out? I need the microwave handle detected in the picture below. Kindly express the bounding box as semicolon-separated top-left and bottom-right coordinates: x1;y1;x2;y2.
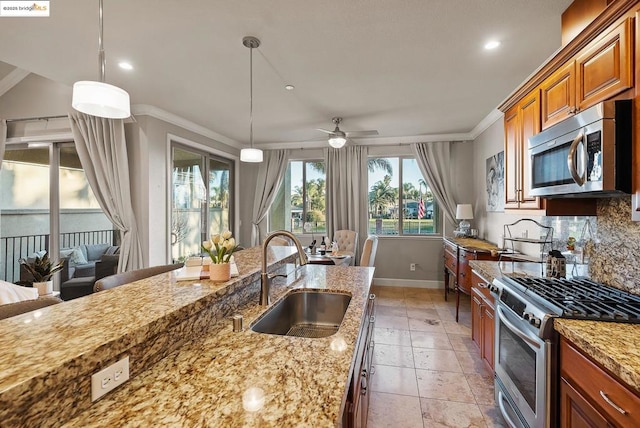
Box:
567;132;585;186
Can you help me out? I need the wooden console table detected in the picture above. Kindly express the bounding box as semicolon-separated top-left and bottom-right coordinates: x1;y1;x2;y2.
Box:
443;237;501;321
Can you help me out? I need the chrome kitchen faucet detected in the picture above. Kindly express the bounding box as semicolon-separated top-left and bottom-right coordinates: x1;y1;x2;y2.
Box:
260;230;308;306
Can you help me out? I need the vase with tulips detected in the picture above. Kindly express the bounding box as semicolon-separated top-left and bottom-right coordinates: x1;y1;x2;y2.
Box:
202;231;239;282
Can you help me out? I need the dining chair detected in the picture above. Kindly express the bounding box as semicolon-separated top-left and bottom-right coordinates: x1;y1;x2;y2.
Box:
359;235;378;267
333;230;358;265
94;263;184;292
268;236;291;246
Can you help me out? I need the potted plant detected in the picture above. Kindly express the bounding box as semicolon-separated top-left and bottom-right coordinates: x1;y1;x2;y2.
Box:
202;231;240;282
19;252;64;296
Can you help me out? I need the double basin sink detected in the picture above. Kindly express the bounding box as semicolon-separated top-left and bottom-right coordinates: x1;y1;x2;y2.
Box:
251;290;352;338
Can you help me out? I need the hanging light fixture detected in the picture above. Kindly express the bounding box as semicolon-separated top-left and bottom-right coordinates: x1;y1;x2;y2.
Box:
240;36;264;163
72;0;130;119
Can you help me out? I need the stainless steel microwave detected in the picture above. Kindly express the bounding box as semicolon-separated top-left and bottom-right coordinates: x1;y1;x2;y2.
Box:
528;99;632;197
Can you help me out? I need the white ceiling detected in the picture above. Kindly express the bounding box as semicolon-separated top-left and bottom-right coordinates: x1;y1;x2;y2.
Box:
0;0;572;149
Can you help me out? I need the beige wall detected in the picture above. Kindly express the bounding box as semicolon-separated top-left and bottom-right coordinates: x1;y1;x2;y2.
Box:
471;117;543;252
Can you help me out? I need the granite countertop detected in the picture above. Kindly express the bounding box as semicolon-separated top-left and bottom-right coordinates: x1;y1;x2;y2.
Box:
554;319;640;393
0;246;373;427
469;260;640;394
62;263;374;427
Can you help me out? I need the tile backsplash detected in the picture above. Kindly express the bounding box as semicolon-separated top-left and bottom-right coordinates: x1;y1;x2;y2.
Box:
542;197;639;294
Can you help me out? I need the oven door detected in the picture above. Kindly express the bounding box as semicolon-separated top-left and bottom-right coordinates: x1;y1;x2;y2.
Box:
494;303;549;428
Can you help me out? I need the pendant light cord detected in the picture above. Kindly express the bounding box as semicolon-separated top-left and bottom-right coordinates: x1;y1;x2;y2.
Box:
98;0;105;83
249;43;253;149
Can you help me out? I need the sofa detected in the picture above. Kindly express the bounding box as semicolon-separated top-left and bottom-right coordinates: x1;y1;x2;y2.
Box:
20;244;120;301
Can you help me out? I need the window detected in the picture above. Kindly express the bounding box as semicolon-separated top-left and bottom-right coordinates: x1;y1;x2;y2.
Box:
367;157;438;235
171;144;234;262
270;160;326;235
0;143;113;284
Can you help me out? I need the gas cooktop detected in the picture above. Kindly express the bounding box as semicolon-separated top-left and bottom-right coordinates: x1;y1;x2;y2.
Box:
504;276;640;324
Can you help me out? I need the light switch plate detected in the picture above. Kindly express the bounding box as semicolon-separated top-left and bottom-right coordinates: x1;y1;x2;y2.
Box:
91;356;130;401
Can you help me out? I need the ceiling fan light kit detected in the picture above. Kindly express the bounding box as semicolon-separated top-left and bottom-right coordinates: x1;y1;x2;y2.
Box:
239;35;264;163
317;117;378;149
72;0;130;119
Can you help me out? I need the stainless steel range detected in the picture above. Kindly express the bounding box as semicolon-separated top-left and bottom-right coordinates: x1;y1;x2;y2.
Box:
490;275;640;428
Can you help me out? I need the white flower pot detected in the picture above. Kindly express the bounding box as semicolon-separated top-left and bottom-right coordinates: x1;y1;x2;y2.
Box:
33;281;53;296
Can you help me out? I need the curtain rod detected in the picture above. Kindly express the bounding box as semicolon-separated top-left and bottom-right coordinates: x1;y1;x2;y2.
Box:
5;114;68;123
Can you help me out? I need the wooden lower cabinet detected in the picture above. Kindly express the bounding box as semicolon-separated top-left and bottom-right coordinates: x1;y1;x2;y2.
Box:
470;271;495;372
559;337;640;428
343;293;376;428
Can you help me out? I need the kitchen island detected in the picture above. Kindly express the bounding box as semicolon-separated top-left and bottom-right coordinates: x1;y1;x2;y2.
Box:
0;246;374;427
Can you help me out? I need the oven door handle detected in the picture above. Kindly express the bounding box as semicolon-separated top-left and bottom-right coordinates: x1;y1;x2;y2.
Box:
497;390;520;428
567;131;585;186
497;306;541;350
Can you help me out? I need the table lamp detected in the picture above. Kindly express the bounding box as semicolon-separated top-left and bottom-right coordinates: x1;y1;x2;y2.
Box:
456;204;473;236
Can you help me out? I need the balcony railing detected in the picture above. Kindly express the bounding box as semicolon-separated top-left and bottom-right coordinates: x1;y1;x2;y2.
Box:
1;229;117;283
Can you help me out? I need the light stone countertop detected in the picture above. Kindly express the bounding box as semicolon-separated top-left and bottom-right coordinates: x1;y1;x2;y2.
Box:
554;319;640;393
470;260;640;394
0;246;373;427
62;263;374;427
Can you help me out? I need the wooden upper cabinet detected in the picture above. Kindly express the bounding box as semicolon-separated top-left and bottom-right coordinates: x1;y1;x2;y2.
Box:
504;106;520;209
518;91;541;208
576;17;633;109
541;61;576;130
503;90;542;210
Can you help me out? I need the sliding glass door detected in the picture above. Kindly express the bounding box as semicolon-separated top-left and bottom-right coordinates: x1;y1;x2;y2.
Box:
171;145;233;263
0;143;112;285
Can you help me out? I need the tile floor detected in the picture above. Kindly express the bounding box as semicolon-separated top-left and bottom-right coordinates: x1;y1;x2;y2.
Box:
367;286;507;428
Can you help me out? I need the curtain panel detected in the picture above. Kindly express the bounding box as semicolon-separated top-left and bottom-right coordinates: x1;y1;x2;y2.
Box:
251;149;289;246
411;142;458;225
325;145;369;263
0;119;6;169
68;112;144;272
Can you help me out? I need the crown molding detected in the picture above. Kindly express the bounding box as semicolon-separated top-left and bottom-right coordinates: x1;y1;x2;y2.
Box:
468;108;504;139
131;104;242;149
130;104;504;152
0;67;30;97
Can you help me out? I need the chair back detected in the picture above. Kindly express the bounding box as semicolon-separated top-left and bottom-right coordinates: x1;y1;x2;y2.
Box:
359;235;379;267
268;236;291;246
94;263;184;292
334;230;358;254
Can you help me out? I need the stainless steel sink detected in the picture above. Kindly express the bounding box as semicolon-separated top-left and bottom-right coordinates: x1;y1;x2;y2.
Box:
251;290;352;338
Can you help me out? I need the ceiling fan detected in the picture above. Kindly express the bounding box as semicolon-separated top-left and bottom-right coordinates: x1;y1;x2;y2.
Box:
317;117;379;148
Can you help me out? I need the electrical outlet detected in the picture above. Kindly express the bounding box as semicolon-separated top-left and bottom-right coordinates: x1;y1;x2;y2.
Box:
91;356;130;402
410;263;416;271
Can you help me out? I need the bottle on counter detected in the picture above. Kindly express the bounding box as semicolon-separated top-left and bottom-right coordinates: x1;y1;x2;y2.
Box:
320;236;326;255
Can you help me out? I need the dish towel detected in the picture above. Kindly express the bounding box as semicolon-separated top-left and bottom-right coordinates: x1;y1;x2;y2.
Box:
0;280;39;305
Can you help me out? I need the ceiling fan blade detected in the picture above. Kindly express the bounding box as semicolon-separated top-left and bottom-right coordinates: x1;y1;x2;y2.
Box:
345;130;379;137
316;128;336;135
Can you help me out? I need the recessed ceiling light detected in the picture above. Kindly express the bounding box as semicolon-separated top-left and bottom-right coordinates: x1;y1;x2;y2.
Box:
484;40;501;50
285;84;295;91
118;61;133;70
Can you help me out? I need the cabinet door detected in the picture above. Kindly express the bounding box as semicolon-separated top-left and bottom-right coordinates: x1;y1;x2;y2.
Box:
576;18;633;110
518;90;542;209
560;378;609;428
456;249;474;295
541;61;576;130
481;303;495;371
504;105;520;209
471;289;483;351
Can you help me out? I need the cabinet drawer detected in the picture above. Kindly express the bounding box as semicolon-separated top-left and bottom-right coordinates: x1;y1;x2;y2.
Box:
560;339;640;427
471;271;494;304
444;249;457;272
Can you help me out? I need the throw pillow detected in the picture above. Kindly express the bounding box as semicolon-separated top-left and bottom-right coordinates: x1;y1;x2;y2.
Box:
71;247;89;265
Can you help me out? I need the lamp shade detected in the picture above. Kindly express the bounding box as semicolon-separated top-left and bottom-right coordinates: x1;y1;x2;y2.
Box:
240;148;264;163
72;81;130;119
456;204;473;220
328;136;347;148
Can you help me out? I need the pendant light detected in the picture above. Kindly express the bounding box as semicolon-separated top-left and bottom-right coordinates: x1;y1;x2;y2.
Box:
240;36;264;163
72;0;130;119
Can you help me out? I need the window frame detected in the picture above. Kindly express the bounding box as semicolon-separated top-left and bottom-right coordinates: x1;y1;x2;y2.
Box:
367;155;441;237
